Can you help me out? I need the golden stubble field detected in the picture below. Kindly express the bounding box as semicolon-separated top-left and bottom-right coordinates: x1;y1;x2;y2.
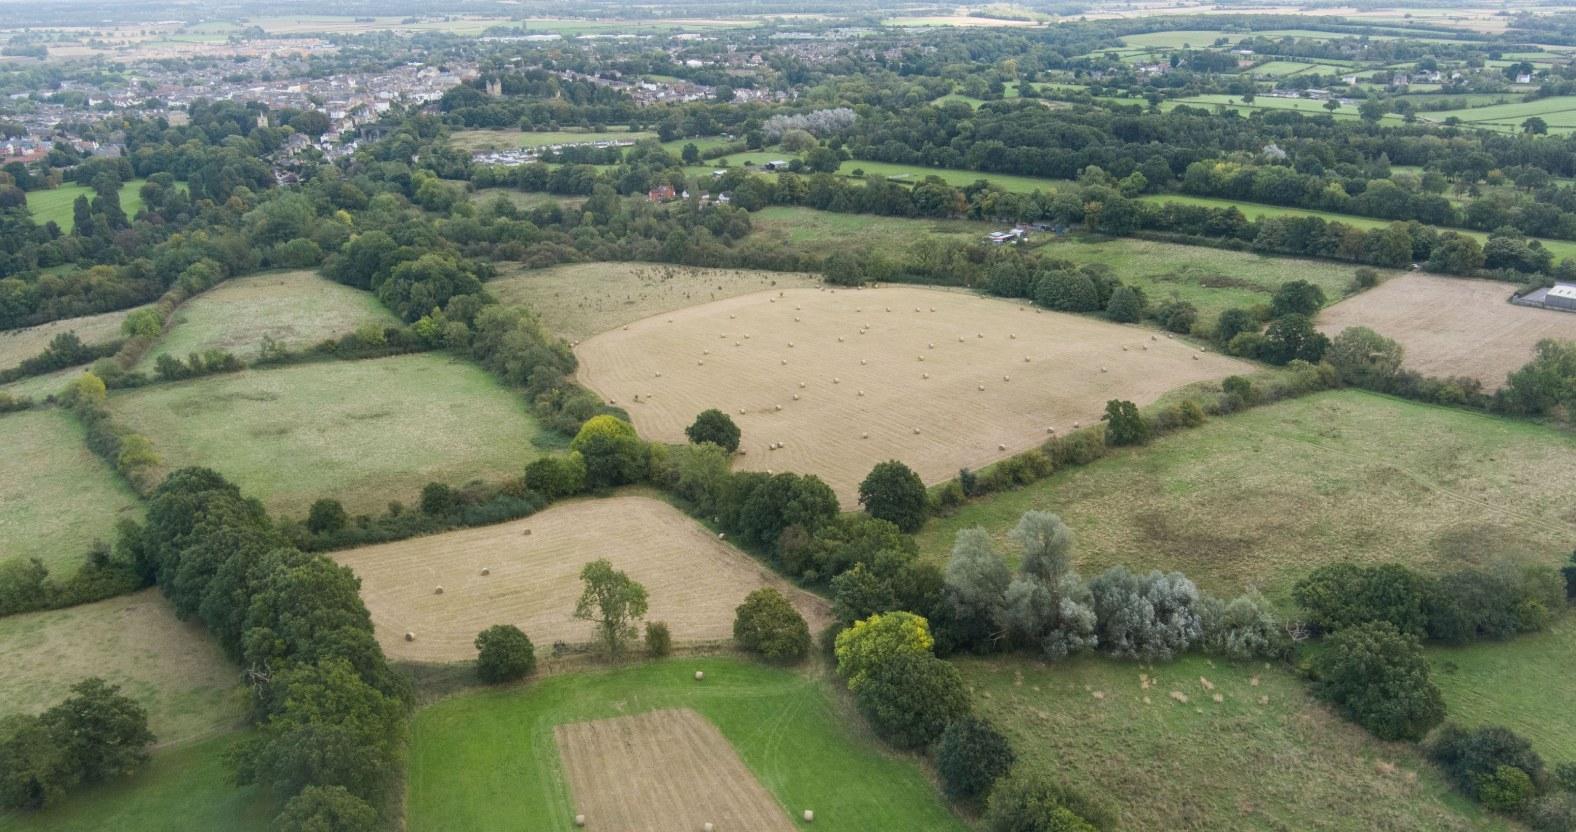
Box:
574;286;1251;505
1318;274;1576;387
334;496;831;662
555;708;797;832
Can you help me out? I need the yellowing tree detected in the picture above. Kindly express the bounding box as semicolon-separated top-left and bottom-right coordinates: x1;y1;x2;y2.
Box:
834;611;934;690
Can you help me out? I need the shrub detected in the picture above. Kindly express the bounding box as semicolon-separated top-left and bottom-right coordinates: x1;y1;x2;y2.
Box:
685;408;741;452
1105;286;1143;322
858;460;929;533
853;651;970;749
569;415;647;488
1528;792;1576;832
523;453;588;500
1086;567;1203;661
1271;279;1327;317
1214;308;1257;345
984;770;1110;832
1352;267;1381;291
644;621;672;658
936;716;1015;801
1327;326;1403;389
274;785;380;832
1428;724;1547;807
834;611;934;688
1153;300;1198;334
1200;591;1290;660
733;588;811;664
420;482;460;517
1100;400;1149;446
1311;622;1444;741
474;625;537;683
1293;562;1429;637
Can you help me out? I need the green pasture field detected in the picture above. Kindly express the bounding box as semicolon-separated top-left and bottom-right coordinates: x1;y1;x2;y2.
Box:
0;408;142;575
1429;617;1576;763
0;589;246;745
407;658;965;832
1119;30;1234;49
25;178;151;231
0;365;81;401
107;353;553;518
1421;96;1576;135
1140;193;1576;262
450;128;659;153
962;654;1502;831
836;159;1069;195
747;206;990;260
1249;61;1325;76
1164;94;1407;124
136;270;397;369
914;390;1576;607
0;304;146;371
0;734;271;832
471;188;586;211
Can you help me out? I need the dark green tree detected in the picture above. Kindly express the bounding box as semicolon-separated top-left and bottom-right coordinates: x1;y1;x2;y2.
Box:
573;559;648;658
853;651;970;749
1310;622;1444;741
474;625;537;683
274;785;380;832
1100;400;1149;446
936;715;1016;801
857;460;928;533
733;587;811;664
685;408;741;453
306;499;348;535
40;678;154;785
1271;280;1327;317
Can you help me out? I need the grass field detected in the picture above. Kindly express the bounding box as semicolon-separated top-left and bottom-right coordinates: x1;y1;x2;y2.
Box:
961;654;1502;831
915;390;1576;606
0;305;145;371
747;207;990;260
488;262;822;340
1141;193;1576;263
1429;616;1576;765
450;128;659;153
0;365;82;401
576;286;1248;506
406;658;966;832
0;589;246;745
1165;94;1407;123
0;733;271;832
136;270;396;369
0;408;142;574
471;188;585;212
1318;274;1576;387
108;354;551;517
334;495;831;662
1422;95;1576;134
25;178;151;231
1119;29;1233;49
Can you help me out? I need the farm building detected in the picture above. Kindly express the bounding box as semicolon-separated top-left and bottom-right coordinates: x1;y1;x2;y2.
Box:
1513;282;1576;312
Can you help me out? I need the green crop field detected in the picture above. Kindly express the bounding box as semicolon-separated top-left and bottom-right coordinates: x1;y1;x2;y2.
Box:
25;179;153;231
0;734;271;832
915;390;1576;606
136;270;397;369
407;658;965;832
961;654;1502;831
1140;193;1576;262
0;589;246;745
0;408;142;574
1120;30;1234;49
450;128;660;153
1429;617;1576;763
107;353;554;517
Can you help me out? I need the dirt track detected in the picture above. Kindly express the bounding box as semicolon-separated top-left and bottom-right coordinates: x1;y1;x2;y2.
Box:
334;496;831;662
576;286;1249;505
555;708;796;832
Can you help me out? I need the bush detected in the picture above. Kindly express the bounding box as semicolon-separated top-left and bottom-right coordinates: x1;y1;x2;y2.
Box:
523;453;588;500
1200;591;1290;660
1327;326;1403;389
834;611;934;688
570;415;647;488
1086;567;1204;661
685;409;741;452
274;785;380;832
1271;279;1327;317
1528;792;1576;832
1352;267;1381;291
645;621;672;658
1153;300;1198;334
858;460;928;533
1099;400;1148;446
1311;622;1444;741
1293;562;1429;637
306;499;348;535
853;651;970;749
474;624;537;683
936;716;1015;801
0;678;155;811
1104;286;1143;323
984;769;1110;832
1428;724;1547;808
733;588;811;664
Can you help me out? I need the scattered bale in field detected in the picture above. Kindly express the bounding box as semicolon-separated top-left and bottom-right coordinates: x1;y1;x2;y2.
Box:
781;359;788;365
739;408;746;414
837;337;843;342
655;372;662;377
833;377;841;384
1122;345;1129;351
695;671;705;681
913;427;921;434
1151;335;1158;341
1193;355;1200;361
860;359;867;365
858;390;865;396
922;373;930;379
998;443;1006;451
481;567;490;576
1024;356;1031;362
978;384;985;391
862;432;869;439
1143;344;1149;351
1101;367;1108;373
793;394;800;400
775;405;783;411
804;809;815;822
704;823;715;832
523;529;532;536
575;814;586;827
1010;334;1017;339
405;631;415;641
1003;375;1010;382
434;586;444;595
698;360;705;366
799;382;806;388
1046;426;1055;434
1073;421;1080;428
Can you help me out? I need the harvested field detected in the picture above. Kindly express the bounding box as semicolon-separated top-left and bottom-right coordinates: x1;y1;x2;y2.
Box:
489;262;821;340
138;270;396;368
109;353;549;517
0;408;142;574
335;495;830;662
1317;274;1576;387
0;304;145;370
555;709;796;832
0;589;246;745
575;286;1250;505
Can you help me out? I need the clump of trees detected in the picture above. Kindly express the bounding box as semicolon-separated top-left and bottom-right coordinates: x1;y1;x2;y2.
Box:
733;587;810;664
1308;621;1444;741
685;408;740;453
0;678;154;811
475;624;536;683
834;612;968;749
1294;561;1562;645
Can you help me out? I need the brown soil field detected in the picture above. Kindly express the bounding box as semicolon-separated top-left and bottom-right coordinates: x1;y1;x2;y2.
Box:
488;262;821;341
1318;274;1576;388
575;286;1251;505
555;708;796;832
0;589;246;745
334;496;831;662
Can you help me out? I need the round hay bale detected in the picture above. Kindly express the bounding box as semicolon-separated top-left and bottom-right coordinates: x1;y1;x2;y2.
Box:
1024;356;1031;362
857;390;865;396
1101;366;1108;373
697;360;705;366
922;373;930;379
793;394;800;400
833;377;841;384
704;823;715;832
655;372;662;378
695;671;705;681
837;336;844;342
978;384;985;391
729;314;736;319
718;532;726;539
795;317;801;322
1009;333;1017;339
405;631;415;642
1122;345;1129;352
860;359;868;365
977;332;984;338
1046;426;1055;433
434;586;444;595
575;815;586;828
788;341;795;348
523;529;532;536
623;325;629;331
799;381;806;388
775;404;783;411
1073;421;1081;428
481;567;491;576
804;809;815;822
958;336;965;342
913;427;921;434
998;443;1007;451
781;359;788;365
1003;374;1011;382
739;408;746;415
1151;334;1158;341
1143;344;1150;351
928;342;934;349
862;432;870;439
1193;354;1200;361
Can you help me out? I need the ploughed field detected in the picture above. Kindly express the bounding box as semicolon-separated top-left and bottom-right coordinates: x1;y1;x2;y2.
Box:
333;495;831;662
1317;273;1576;387
574;286;1250;505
